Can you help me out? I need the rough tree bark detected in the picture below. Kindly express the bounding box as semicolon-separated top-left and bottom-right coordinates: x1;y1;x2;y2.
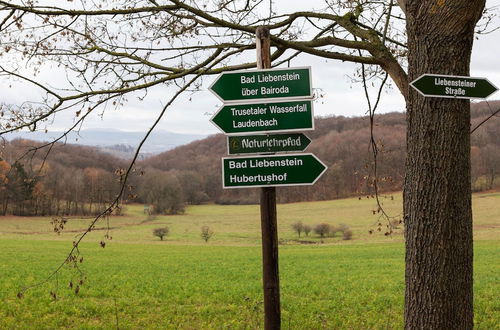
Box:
404;1;485;328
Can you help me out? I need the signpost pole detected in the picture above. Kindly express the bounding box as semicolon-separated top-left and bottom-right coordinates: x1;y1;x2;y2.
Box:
256;26;280;330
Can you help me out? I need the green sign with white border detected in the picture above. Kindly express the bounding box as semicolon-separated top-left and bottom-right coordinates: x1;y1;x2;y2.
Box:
210;99;314;135
410;74;498;99
227;133;311;155
222;153;327;188
209;67;312;103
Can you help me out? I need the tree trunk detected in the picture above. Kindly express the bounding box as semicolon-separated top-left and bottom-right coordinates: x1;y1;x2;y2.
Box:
404;1;484;328
2;197;9;215
488;172;495;190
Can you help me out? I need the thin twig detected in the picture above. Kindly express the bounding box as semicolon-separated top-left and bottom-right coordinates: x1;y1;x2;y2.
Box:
355;32;401;234
471;102;500;134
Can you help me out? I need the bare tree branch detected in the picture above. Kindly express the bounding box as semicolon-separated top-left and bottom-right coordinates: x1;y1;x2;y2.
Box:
471;104;500;134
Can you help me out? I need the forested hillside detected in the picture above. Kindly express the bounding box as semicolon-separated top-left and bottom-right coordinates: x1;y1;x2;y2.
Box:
0;140;127;216
142;101;500;205
1;101;499;215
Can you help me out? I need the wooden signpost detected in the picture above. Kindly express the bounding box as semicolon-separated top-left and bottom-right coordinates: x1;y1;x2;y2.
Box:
209;27;326;330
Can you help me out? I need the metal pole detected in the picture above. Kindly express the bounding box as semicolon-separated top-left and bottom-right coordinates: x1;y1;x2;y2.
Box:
256;26;281;330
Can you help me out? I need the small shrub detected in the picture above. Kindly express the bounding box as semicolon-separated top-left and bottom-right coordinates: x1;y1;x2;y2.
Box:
333;223;353;240
342;229;353;240
291;221;304;237
329;227;339;238
314;223;331;238
201;225;214;242
303;225;312;236
153;227;169;241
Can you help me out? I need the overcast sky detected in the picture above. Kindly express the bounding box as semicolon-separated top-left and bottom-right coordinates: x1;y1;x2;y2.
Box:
1;1;499;136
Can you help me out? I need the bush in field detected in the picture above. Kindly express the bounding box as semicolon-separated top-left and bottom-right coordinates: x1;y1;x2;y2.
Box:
304;225;312;237
292;221;304;237
329;227;339;238
153;227;169;241
329;223;346;237
342;229;353;240
314;223;331;239
201;225;214;243
334;223;353;240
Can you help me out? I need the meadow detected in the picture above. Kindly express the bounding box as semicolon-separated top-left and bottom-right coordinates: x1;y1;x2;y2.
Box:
0;192;498;329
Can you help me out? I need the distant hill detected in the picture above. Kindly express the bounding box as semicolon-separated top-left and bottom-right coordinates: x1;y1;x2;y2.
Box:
141;100;500;204
1;100;498;216
3;128;207;158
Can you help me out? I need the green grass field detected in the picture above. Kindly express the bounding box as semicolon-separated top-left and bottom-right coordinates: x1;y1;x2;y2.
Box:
0;192;499;329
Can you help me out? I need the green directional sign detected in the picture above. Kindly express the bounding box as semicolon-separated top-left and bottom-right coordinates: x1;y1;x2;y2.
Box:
222;153;327;188
410;74;498;99
228;133;311;155
209;67;312;102
210;99;313;135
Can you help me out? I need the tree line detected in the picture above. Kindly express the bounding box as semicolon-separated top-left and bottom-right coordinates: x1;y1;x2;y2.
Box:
0;139;125;216
1;101;499;216
0;138;208;216
143;101;500;205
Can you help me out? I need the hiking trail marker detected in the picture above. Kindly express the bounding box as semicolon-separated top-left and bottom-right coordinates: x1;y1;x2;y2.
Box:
227;133;311;155
209;67;312;103
222;153;327;188
208;28;326;329
410;74;498;99
210;99;314;135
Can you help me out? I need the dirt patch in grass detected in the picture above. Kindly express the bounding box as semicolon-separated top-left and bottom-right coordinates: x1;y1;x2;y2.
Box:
279;239;319;245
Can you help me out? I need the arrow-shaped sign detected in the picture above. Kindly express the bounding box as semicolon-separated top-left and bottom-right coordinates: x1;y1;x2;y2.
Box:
210;99;314;135
227;133;311;155
410;74;498;99
222;153;327;188
209;67;312;103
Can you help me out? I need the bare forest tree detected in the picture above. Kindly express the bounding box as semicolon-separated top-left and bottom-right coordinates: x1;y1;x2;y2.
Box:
138;168;185;214
0;0;496;327
291;221;304;237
